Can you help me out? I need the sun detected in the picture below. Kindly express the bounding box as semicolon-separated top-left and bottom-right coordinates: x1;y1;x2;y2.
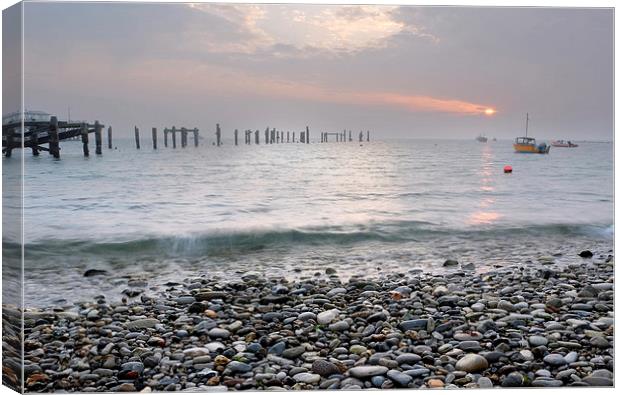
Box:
484;108;496;115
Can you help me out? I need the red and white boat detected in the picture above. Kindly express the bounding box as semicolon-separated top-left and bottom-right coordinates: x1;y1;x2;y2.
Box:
551;140;578;148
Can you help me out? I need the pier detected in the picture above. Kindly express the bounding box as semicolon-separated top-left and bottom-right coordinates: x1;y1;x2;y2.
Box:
2;115;105;158
3;117;371;160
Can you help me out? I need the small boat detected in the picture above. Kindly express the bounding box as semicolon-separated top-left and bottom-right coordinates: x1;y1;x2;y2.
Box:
551;140;578;148
513;113;550;154
476;134;488;143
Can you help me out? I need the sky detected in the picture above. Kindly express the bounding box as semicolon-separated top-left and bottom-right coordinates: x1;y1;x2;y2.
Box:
9;2;614;140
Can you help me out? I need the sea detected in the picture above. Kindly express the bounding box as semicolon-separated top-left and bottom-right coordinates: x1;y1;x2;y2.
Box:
2;137;614;307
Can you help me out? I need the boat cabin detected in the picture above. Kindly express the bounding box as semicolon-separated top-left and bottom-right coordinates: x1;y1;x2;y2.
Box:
514;137;537;145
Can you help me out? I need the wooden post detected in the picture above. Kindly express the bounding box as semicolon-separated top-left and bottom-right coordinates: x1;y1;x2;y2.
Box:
31;131;39;156
193;128;199;146
107;126;113;149
181;127;187;147
216;124;221;147
292;132;296;143
164;129;168;147
254;130;259;144
271;128;275;144
49;116;60;158
5;129;13;157
172;126;177;148
306;126;310;144
234;129;238;146
81;123;89;157
134;126;140;149
367;130;370;142
152;127;157;149
94;121;102;155
349;130;352;142
287;131;290;143
265;127;269;144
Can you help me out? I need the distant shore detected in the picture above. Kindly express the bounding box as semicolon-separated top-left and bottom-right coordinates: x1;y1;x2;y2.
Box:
4;247;614;392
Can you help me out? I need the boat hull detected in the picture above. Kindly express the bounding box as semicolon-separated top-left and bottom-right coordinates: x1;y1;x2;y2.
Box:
513;144;550;154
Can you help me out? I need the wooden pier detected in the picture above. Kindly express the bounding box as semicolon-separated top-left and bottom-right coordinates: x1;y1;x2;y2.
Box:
2;116;105;158
3;117;372;159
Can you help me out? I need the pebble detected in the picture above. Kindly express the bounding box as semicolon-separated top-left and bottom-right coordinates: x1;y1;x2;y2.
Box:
312;360;340;377
19;253;613;392
125;318;160;330
348;366;389;378
328;320;350;331
387;369;413;386
477;377;493;388
317;309;339;325
528;335;548;347
293;373;321;384
227;361;252;373
543;354;567;366
455;354;489;373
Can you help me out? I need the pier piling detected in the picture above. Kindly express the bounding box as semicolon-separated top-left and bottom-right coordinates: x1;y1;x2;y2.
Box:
31;131;39;156
164;129;168;147
193;128;199;146
5;130;13;157
216;124;221;146
306;126;310;144
367;131;370;142
81;123;89;157
152;127;157;150
134;126;140;149
107;126;113;149
234;129;238;146
172;127;177;148
49;116;60;158
95;121;102;154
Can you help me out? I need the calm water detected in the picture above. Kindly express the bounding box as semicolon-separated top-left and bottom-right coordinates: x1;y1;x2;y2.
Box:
2;138;613;306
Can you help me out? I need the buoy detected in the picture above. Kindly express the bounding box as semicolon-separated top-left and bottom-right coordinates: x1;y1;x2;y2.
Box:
504;165;513;173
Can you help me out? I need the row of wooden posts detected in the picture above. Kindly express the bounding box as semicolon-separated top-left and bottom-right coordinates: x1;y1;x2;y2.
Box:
3;118;371;159
133;126;200;150
131;125;370;150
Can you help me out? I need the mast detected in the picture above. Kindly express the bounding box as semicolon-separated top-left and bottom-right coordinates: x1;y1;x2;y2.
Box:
525;113;529;137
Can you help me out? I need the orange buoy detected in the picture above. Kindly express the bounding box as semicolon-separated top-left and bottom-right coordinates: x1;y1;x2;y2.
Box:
504;165;513;173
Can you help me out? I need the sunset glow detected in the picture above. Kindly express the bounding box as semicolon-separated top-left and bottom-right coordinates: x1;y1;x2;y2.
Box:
485;108;496;115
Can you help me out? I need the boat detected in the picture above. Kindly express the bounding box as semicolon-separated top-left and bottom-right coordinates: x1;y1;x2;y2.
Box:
551;140;578;148
476;134;488;143
513;113;550;154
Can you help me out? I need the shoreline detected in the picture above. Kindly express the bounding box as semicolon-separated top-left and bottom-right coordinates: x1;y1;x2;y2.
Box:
5;249;614;391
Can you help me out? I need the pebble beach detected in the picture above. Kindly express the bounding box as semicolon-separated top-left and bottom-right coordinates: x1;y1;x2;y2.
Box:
4;248;613;392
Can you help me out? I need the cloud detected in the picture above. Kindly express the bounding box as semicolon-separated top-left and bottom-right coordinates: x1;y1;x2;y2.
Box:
186;4;437;56
131;58;493;115
26;51;493;117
